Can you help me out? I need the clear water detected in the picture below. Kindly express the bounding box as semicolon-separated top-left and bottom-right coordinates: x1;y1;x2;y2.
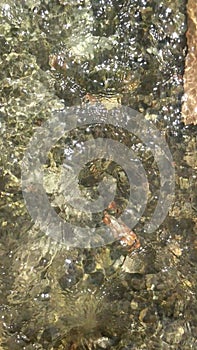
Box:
0;0;196;349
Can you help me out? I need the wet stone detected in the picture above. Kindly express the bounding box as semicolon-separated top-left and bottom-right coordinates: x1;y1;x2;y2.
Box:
162;322;185;345
58;266;83;290
86;270;105;286
41;326;60;344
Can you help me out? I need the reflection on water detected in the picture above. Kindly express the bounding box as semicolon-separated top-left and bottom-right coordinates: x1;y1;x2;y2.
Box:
0;0;196;349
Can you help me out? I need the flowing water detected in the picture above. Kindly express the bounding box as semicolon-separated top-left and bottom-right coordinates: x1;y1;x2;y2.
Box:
0;1;196;349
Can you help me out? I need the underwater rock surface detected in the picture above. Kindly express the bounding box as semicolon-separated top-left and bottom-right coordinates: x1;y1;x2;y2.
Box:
0;0;196;349
182;0;197;125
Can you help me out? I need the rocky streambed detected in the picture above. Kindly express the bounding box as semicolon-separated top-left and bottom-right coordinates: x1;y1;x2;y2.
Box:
0;1;196;349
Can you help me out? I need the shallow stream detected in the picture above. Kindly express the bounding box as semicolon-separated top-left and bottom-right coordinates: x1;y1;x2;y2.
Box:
0;1;196;349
